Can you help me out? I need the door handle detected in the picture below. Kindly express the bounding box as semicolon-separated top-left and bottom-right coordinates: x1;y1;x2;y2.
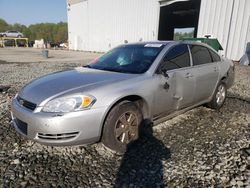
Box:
185;73;193;78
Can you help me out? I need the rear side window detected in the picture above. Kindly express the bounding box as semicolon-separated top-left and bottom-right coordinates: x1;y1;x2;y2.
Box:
190;45;212;65
161;44;190;71
209;49;221;62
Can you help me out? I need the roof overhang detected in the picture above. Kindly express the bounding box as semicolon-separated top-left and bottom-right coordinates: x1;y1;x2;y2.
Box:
159;0;190;7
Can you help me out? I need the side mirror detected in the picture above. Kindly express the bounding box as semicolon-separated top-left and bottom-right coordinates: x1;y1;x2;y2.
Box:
160;68;169;78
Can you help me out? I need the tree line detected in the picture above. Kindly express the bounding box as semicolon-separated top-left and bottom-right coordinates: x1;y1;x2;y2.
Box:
0;18;68;42
174;31;194;41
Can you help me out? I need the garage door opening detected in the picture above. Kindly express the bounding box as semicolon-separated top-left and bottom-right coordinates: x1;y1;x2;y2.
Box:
158;0;201;40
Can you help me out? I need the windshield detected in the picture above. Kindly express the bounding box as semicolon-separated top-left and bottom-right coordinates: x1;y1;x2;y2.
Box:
86;44;165;74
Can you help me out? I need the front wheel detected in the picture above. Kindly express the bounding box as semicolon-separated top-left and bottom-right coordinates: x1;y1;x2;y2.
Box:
207;82;227;110
102;102;142;153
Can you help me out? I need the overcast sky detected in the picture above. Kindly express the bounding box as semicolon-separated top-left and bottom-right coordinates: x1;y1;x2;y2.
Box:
0;0;67;25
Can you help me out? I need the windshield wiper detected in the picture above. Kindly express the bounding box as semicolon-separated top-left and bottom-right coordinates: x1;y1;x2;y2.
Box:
104;67;143;74
84;66;134;74
100;67;119;72
83;65;92;68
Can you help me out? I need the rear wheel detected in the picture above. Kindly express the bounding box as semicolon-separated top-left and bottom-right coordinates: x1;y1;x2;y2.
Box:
102;102;142;153
207;82;227;109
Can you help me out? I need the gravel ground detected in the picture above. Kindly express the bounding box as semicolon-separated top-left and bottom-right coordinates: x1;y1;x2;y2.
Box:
0;48;249;187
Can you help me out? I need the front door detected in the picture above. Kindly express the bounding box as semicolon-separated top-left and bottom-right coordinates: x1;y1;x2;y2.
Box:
152;44;195;119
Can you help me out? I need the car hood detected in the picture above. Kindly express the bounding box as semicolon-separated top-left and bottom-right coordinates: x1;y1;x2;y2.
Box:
19;67;138;105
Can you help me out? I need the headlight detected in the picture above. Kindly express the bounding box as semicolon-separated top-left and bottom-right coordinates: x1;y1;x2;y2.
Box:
42;95;96;113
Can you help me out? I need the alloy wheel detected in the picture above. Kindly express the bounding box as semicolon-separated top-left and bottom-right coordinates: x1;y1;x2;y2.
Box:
115;111;139;144
216;85;226;106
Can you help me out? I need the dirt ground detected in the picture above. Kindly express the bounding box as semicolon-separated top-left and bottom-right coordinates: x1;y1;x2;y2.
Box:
0;48;249;187
0;47;101;63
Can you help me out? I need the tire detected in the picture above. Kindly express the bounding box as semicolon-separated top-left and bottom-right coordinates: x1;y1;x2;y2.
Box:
3;34;7;37
207;82;227;110
102;101;142;153
17;35;21;38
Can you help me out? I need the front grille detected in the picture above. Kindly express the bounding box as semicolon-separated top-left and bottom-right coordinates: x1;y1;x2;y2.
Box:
38;132;79;140
17;96;37;111
15;118;28;135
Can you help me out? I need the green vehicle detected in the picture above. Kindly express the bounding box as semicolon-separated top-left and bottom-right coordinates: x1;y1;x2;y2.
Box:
183;37;223;52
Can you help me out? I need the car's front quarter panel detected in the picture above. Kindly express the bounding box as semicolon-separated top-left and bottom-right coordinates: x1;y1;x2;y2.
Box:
89;74;157;122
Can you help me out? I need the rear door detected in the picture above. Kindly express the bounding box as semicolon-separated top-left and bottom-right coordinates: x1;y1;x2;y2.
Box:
152;44;195;118
189;45;220;104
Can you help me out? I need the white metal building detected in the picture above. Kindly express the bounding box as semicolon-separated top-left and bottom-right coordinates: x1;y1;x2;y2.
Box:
67;0;250;61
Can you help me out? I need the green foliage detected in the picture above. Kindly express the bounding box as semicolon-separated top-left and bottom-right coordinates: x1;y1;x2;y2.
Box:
174;32;194;41
0;19;9;31
0;19;68;42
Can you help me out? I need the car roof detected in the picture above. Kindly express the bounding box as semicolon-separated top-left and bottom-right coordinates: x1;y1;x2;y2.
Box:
121;41;172;47
116;40;217;53
120;40;211;47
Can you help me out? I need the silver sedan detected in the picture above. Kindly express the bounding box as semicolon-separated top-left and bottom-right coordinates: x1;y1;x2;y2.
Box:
11;41;235;153
1;30;24;38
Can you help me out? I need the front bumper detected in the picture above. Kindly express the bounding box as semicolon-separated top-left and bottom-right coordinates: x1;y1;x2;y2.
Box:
11;98;107;146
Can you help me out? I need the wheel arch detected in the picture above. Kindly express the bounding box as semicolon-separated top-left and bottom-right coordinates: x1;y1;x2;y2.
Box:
99;94;150;140
210;76;227;101
221;76;227;82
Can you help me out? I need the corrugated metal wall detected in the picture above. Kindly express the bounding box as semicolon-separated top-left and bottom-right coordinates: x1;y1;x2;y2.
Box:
68;0;250;60
67;0;88;51
68;0;160;52
197;0;250;61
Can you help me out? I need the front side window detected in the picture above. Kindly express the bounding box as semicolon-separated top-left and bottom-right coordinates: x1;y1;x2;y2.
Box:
159;44;191;71
190;45;212;65
87;44;165;74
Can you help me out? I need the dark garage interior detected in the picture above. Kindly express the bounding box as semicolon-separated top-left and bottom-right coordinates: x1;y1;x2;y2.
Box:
158;0;201;40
